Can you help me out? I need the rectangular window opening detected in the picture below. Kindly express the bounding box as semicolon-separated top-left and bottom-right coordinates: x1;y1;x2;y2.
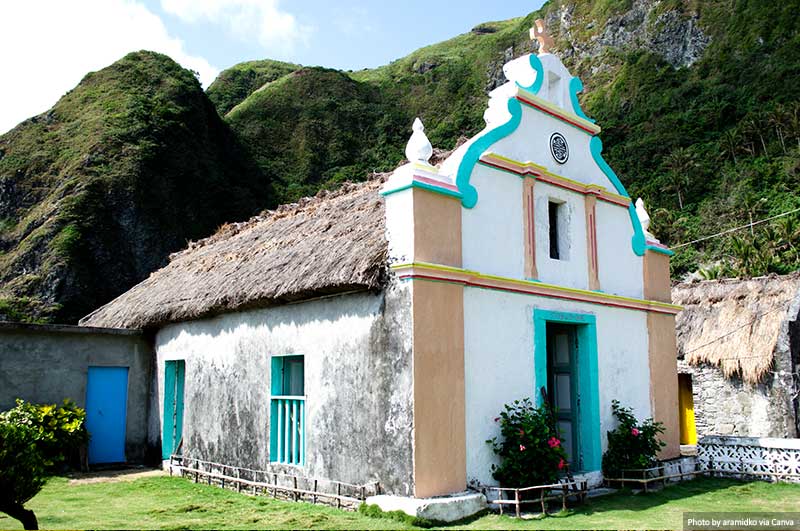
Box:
549;201;561;260
270;355;305;466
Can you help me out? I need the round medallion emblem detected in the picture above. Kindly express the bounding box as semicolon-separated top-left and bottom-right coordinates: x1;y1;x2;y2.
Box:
550;132;569;164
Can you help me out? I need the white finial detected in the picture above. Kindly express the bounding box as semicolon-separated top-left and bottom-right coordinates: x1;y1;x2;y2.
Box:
405;118;433;164
636;198;657;240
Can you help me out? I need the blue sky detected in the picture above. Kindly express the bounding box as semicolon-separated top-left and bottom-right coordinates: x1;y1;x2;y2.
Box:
0;0;544;134
141;0;544;71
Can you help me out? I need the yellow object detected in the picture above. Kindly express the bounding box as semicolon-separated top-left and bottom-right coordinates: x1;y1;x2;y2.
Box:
678;374;697;445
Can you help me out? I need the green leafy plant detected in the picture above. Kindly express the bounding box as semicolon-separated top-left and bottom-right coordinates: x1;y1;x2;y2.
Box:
0;421;46;529
486;398;568;487
1;399;89;470
602;400;665;477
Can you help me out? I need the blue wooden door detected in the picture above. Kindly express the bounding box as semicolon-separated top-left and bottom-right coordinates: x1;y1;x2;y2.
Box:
86;366;129;464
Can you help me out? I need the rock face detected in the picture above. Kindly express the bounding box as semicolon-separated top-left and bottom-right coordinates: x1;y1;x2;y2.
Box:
486;0;710;95
551;0;710;68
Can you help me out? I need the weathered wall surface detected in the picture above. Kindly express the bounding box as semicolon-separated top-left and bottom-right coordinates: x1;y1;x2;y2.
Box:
154;284;414;495
0;323;153;461
464;287;651;487
678;357;797;439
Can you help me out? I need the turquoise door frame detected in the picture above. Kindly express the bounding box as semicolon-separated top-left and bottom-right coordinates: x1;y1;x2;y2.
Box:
533;309;601;472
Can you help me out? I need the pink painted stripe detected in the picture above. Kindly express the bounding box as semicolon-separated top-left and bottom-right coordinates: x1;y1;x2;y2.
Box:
515;94;598;135
413;174;459;192
479;159;630;207
397;272;679;315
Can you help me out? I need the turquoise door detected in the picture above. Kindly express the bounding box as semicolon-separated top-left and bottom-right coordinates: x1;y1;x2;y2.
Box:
85;366;129;464
162;360;185;459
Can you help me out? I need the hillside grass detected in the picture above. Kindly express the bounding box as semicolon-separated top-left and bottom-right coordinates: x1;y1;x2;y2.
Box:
1;474;798;530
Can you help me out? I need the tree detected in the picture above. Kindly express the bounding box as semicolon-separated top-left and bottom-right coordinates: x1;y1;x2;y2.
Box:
0;422;46;530
662;147;698;209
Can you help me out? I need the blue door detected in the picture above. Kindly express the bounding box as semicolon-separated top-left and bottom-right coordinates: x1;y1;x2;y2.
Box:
86;366;129;464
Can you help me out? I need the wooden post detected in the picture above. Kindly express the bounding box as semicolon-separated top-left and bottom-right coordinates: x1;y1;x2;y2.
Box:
498;490;504;515
293;476;298;502
515;489;520;518
273;474;278;498
337;483;342;509
539;488;545;515
313;479;318;504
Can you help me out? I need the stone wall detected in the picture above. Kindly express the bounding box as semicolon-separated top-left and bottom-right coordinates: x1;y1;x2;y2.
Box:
0;322;154;462
678;357;797;439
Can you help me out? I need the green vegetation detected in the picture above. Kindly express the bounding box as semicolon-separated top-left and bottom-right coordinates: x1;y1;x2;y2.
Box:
601;400;665;477
3;1;800;322
213;0;800;278
206;59;300;115
0;400;88;529
0;51;270;323
487;398;568;487
1;474;798;530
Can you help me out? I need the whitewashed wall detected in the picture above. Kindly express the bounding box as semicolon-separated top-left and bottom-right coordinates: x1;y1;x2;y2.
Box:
533;181;589;290
152;286;415;495
461;165;525;279
596;200;644;299
463;286;652;487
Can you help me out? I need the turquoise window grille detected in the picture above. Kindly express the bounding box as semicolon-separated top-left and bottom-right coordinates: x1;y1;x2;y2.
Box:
269;355;305;465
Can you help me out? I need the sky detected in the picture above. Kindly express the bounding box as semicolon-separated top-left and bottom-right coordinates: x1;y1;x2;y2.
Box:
0;0;546;135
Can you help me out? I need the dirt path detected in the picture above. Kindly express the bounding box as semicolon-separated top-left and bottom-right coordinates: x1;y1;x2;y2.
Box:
67;467;165;485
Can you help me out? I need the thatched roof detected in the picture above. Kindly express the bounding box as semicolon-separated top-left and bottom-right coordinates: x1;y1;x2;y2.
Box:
673;274;800;384
81;177;389;329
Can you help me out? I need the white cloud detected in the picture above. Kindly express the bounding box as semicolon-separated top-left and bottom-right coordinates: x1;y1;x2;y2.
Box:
0;0;219;134
160;0;310;52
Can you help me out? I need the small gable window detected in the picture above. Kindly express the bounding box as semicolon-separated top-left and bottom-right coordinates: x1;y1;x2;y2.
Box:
270;355;305;465
549;200;562;259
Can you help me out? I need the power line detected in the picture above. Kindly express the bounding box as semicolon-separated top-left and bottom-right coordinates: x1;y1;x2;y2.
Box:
682;306;785;355
671;206;800;250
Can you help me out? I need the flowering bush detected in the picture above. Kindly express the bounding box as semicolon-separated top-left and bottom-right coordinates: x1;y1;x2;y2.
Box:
601;400;665;477
486;398;568;487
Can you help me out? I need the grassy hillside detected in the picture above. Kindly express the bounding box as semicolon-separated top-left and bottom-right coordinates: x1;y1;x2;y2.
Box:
0;51;271;323
206;59;300;116
2;0;799;323
214;0;800;278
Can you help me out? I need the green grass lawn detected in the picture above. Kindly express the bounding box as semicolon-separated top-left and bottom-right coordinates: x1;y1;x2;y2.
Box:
1;473;798;530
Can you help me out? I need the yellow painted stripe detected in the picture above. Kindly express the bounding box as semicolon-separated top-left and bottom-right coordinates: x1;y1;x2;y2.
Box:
480;153;631;206
391;262;682;314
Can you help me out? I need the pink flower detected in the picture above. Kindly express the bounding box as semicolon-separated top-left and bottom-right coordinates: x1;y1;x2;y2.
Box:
631;428;640;436
548;437;561;448
519;445;526;452
558;458;565;470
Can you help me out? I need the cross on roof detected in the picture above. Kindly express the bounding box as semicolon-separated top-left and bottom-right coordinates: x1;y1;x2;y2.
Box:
530;18;554;54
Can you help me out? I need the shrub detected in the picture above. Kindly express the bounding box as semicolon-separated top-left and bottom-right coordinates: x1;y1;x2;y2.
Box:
0;399;88;470
486;398;568;487
0;421;47;529
601;400;666;477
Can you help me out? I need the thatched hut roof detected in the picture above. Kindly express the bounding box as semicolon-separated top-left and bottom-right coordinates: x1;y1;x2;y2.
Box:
80;177;389;329
673;274;800;384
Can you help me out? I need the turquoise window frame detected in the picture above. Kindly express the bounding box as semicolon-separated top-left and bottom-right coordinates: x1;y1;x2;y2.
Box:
533;309;601;472
162;360;185;460
269;355;305;466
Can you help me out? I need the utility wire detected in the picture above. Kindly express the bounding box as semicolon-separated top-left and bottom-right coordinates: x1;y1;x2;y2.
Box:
671;206;800;250
682;306;785;355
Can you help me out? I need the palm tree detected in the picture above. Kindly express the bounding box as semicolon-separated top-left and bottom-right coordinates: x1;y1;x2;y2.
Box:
662;147;698;209
719;127;740;164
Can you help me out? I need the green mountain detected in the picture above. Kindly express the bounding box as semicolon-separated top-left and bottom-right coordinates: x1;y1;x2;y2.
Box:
2;0;800;323
0;51;270;323
215;0;800;279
